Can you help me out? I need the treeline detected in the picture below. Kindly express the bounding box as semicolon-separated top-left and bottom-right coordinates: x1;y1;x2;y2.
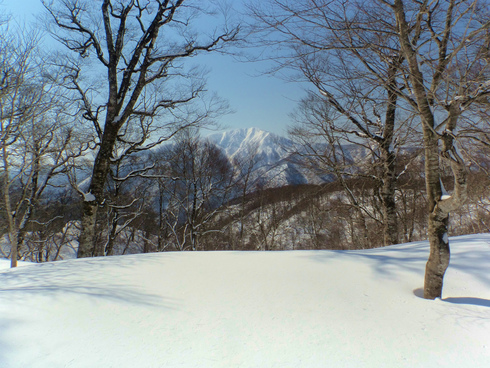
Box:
2;130;489;261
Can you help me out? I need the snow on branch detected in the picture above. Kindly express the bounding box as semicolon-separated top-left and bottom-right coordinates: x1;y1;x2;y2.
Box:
83;191;96;202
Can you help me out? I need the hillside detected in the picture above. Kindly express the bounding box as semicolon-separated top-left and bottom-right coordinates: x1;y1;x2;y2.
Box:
208;127;330;187
1;234;489;367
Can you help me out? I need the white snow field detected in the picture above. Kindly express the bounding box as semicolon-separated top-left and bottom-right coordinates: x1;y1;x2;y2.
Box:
1;234;489;368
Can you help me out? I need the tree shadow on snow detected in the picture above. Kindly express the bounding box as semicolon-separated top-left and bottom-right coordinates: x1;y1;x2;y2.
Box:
413;288;490;307
0;319;17;367
0;254;176;309
442;297;490;308
307;234;490;288
306;240;430;277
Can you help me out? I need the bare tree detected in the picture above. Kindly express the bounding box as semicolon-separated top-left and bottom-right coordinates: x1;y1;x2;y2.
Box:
0;24;87;267
289;95;393;248
151;129;236;251
229;141;263;249
251;0;490;298
388;0;490;298
102;151;154;256
22;197;80;263
42;0;239;258
249;0;418;247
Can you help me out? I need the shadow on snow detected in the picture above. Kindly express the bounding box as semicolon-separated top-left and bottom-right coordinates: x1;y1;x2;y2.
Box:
0;253;176;309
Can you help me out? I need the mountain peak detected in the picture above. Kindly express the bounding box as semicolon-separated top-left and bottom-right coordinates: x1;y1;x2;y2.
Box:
208;127;277;159
207;127;334;188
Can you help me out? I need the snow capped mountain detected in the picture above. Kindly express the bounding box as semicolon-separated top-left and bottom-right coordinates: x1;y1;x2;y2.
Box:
69;127;387;195
208;127;288;163
208;127;418;189
208;127;318;188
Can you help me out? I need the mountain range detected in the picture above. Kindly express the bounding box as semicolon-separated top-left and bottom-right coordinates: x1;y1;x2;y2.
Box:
74;127;373;192
207;127;321;188
207;127;371;188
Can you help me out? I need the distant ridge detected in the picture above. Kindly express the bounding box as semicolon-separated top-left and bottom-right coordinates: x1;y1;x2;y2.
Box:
207;127;327;188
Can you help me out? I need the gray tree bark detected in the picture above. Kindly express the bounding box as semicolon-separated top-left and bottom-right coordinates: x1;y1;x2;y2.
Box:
393;0;469;299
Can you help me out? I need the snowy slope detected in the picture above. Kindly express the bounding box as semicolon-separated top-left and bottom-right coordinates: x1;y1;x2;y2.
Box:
208;127;289;162
208;127;328;187
0;234;489;367
207;128;382;187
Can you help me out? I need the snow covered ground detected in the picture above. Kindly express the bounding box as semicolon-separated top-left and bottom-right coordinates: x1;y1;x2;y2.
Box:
0;234;489;367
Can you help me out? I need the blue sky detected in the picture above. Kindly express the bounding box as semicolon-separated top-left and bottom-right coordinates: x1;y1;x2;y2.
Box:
3;0;308;136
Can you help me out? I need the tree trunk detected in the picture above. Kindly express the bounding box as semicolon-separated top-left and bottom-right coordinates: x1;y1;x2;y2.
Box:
77;124;118;258
105;214;118;256
381;158;399;246
77;200;99;258
421;126;447;298
9;232;19;268
424;129;467;298
425;212;450;298
393;0;449;299
380;70;399;246
2;155;19;268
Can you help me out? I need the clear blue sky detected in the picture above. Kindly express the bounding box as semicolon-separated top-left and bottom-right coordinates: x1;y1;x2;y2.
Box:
3;0;308;136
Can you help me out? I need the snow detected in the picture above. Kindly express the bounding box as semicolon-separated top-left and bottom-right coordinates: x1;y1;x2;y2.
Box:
208;127;286;161
1;234;489;367
113;113;124;124
0;259;29;270
83;191;96;202
440;179;451;200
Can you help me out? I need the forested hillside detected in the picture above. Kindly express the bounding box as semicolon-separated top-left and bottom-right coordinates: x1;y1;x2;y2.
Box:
2;0;490;300
2;128;489;258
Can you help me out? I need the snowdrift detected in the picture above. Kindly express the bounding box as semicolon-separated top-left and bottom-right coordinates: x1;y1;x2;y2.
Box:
1;234;489;367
